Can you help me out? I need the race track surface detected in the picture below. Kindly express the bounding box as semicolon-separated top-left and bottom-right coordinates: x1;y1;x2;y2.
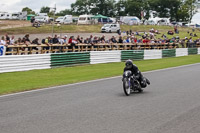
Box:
0;63;200;133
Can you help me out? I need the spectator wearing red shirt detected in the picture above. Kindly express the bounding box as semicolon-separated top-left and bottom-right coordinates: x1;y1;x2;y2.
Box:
68;36;73;44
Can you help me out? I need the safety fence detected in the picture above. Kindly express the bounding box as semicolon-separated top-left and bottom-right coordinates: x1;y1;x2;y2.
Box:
0;48;200;73
2;42;200;55
90;51;121;64
51;52;90;67
0;54;51;73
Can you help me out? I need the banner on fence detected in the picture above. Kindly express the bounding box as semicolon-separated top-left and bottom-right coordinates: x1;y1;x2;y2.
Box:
0;45;6;56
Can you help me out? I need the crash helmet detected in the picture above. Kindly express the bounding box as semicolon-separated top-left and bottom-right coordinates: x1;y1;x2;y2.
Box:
125;59;133;69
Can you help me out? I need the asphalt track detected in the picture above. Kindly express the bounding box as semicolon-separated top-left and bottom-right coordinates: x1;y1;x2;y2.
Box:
0;63;200;133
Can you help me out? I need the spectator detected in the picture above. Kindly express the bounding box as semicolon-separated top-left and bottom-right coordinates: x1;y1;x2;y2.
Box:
68;36;73;44
100;35;105;43
31;38;40;53
93;36;99;44
44;36;52;53
192;27;195;32
80;37;84;43
126;31;129;35
0;36;6;46
31;16;35;24
32;38;40;45
136;31;141;36
71;36;78;49
10;35;15;45
63;35;68;44
118;36;123;43
167;30;174;35
23;34;31;45
76;35;82;43
111;36;117;43
88;35;93;44
5;34;10;44
7;35;15;55
125;36;131;43
15;37;22;44
161;34;167;39
117;29;121;35
52;34;59;44
84;38;89;44
14;37;25;54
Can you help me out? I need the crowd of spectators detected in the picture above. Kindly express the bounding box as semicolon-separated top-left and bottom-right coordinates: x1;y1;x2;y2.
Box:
0;27;200;54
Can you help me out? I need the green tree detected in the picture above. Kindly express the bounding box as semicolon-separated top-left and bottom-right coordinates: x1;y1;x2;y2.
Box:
56;9;72;16
71;0;116;16
71;0;92;15
89;0;116;16
40;6;50;13
184;0;197;22
22;7;35;14
148;0;196;22
115;0;127;16
125;0;147;19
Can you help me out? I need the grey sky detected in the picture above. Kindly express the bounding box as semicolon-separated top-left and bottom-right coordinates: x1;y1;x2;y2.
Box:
0;0;76;13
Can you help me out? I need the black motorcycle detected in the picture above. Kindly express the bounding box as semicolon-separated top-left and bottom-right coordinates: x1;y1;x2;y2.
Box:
122;70;143;96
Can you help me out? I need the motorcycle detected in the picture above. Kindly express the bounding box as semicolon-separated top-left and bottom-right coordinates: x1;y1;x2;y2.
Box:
122;70;143;96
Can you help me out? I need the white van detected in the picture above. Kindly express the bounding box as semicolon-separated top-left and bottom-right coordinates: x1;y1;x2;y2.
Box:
63;15;73;24
56;16;64;23
78;15;94;25
101;23;120;33
35;16;49;23
56;15;73;24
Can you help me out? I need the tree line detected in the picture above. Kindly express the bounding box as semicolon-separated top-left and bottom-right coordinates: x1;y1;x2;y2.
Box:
22;0;198;22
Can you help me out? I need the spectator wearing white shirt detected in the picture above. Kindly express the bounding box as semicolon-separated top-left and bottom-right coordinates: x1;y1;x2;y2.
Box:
0;36;6;46
10;35;15;45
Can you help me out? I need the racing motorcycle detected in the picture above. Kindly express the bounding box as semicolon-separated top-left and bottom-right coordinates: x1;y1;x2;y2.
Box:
122;70;143;96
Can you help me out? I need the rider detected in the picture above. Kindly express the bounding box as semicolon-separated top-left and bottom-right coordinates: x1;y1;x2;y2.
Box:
123;59;150;88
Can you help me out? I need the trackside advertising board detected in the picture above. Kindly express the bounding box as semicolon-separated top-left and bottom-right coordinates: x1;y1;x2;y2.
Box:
0;45;6;56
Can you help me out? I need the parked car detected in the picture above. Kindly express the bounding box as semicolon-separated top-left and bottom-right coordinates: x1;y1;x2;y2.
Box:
55;16;64;23
101;23;120;33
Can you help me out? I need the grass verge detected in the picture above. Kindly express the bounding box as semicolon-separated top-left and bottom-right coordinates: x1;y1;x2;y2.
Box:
0;55;200;95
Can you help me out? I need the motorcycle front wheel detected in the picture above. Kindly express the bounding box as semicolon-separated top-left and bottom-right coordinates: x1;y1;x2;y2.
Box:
123;78;131;96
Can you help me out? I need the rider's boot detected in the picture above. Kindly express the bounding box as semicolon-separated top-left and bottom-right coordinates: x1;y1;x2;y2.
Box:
146;78;150;85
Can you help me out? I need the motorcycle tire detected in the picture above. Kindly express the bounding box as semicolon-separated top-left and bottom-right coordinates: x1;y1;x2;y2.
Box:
123;79;131;96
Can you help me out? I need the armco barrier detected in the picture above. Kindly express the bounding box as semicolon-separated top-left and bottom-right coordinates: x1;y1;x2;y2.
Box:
176;48;188;57
90;51;121;64
162;49;176;58
144;50;162;60
188;48;198;55
0;54;51;73
121;50;144;61
51;52;90;67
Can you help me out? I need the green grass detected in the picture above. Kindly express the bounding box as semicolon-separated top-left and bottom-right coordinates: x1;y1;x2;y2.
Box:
0;55;200;95
0;24;194;34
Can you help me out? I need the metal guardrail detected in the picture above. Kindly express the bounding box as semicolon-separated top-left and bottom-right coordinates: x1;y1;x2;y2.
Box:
5;42;200;55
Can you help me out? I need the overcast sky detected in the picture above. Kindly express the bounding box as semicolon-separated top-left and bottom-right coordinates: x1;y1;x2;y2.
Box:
0;0;76;13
